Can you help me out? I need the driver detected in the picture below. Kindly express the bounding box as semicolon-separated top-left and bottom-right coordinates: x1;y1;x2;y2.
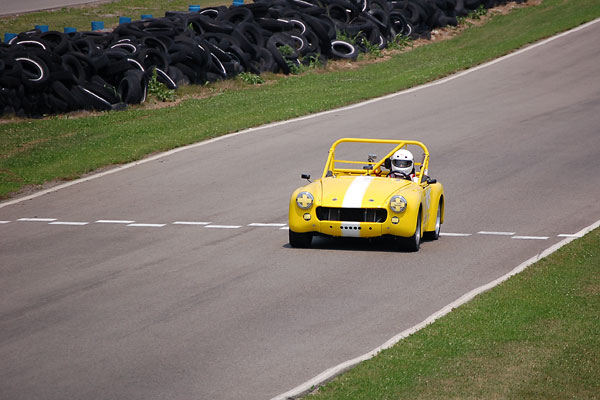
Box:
388;149;416;181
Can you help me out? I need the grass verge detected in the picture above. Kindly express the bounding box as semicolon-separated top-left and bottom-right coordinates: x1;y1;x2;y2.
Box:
1;0;600;199
309;227;600;399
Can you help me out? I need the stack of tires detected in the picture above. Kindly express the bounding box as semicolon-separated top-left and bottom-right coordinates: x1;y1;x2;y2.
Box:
0;0;525;118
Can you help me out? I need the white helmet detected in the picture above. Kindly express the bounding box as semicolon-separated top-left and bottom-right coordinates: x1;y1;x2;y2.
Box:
390;149;414;176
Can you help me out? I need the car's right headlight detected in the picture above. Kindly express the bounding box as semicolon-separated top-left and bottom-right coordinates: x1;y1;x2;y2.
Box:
389;195;407;213
296;191;314;209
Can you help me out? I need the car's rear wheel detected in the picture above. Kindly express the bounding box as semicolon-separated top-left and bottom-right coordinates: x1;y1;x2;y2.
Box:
403;209;422;252
289;229;312;248
424;201;441;240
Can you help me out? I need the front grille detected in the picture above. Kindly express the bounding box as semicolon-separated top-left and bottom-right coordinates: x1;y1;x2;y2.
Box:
316;207;387;223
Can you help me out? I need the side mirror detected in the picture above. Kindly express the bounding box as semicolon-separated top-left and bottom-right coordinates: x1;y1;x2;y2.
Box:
301;174;311;182
427;178;437;184
384;158;391;170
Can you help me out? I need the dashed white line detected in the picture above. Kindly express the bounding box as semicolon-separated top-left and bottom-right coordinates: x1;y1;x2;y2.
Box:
95;220;135;224
440;232;472;237
17;218;57;222
280;226;290;230
512;235;549;240
48;221;89;226
173;221;211;225
558;233;583;238
0;221;10;224
127;223;166;228
249;223;287;227
478;231;516;236
205;225;241;229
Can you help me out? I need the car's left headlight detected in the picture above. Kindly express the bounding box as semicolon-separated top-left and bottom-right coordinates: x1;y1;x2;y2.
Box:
296;191;314;209
389;195;407;213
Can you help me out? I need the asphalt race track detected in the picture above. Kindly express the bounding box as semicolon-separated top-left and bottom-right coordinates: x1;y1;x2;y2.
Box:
0;0;102;16
1;20;600;400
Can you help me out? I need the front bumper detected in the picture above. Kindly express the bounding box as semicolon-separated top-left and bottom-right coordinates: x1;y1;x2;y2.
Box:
289;207;417;238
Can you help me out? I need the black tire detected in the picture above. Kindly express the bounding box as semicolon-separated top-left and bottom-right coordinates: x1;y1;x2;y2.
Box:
289;229;313;248
15;56;50;87
424;201;442;240
330;40;358;60
61;53;87;83
51;80;78;110
118;69;147;104
403;209;422;252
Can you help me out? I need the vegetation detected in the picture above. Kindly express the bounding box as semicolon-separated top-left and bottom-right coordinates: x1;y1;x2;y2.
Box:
148;70;176;102
238;72;265;85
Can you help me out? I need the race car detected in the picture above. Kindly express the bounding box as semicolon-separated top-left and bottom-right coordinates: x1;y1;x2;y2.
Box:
288;138;444;251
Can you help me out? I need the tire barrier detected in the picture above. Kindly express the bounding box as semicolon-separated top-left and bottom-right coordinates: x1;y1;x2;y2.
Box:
0;0;526;117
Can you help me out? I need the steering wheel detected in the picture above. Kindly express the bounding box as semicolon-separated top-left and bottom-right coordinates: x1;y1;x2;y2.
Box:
390;171;411;180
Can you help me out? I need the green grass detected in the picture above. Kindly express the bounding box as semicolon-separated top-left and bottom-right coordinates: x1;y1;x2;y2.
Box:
1;0;600;198
310;227;600;399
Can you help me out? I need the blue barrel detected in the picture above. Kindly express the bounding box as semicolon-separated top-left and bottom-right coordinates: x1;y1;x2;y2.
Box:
232;0;244;5
63;27;77;33
91;21;104;31
141;14;153;20
119;16;132;24
189;5;201;12
35;24;49;32
3;33;17;43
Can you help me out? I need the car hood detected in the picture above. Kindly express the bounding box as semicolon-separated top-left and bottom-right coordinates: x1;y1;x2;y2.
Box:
319;175;412;208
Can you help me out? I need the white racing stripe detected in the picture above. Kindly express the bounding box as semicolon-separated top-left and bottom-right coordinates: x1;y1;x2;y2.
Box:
342;176;373;208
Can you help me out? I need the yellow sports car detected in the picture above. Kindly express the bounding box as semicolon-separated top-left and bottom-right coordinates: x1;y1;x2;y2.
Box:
289;138;444;251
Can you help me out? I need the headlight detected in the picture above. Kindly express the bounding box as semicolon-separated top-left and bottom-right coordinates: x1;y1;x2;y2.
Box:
389;195;407;213
296;191;314;209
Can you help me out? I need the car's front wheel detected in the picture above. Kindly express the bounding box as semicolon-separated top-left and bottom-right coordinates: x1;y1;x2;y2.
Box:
424;201;441;240
289;229;313;248
403;210;422;252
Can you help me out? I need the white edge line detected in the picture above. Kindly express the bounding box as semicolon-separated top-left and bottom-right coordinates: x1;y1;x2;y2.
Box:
270;218;600;400
1;17;598;211
478;231;515;236
173;221;212;225
48;221;89;226
126;223;166;227
205;225;241;229
249;223;287;227
439;232;472;237
17;218;57;222
95;220;135;224
512;235;549;240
